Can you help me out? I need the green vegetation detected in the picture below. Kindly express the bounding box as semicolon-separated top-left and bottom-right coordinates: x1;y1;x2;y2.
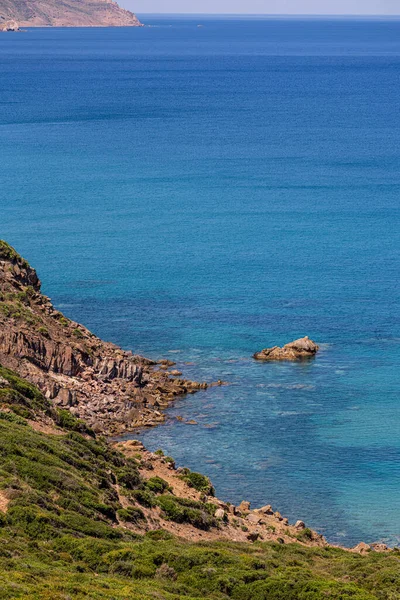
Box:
157;495;218;530
0;240;30;268
145;475;171;494
0;297;38;325
117;507;145;524
0;366;400;599
179;467;215;495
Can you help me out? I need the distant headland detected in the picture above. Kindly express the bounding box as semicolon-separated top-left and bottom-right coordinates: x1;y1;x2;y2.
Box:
0;0;142;28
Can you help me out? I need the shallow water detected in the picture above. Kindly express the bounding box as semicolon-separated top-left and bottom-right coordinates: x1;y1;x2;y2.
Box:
1;16;400;546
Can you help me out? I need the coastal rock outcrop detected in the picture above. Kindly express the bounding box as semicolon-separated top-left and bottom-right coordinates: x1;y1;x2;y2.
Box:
0;19;19;30
253;336;319;361
0;240;214;435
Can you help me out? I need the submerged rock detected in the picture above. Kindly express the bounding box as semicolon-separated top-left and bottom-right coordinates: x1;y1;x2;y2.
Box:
253;336;319;361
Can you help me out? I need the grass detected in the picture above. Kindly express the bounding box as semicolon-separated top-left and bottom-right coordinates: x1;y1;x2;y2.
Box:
0;366;400;599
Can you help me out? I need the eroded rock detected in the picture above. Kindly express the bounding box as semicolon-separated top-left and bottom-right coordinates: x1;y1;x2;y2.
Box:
253;336;319;361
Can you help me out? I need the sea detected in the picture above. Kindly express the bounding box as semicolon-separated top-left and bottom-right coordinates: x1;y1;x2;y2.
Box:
1;15;400;547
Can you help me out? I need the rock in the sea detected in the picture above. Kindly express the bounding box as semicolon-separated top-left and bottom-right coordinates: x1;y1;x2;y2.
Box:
253;336;319;361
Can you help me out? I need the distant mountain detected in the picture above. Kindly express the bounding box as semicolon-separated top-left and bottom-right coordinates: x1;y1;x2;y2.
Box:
0;0;142;27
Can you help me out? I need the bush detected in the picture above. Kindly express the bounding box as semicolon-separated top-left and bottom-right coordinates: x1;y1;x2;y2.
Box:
179;469;214;495
54;409;94;435
156;563;177;580
132;489;157;508
117;507;145;524
0;366;49;414
157;495;218;530
296;528;314;542
117;466;141;490
146;476;170;494
0;410;27;426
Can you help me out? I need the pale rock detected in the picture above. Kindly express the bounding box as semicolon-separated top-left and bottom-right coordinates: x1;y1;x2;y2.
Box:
253;336;319;362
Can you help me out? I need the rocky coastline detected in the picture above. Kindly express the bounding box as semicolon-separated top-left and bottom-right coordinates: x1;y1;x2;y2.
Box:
0;241;393;553
0;241;222;436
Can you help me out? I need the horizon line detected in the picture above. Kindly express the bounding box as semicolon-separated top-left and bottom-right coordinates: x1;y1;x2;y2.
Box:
136;12;400;18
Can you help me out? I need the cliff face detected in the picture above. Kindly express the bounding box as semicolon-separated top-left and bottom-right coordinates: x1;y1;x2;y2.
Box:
0;241;211;435
0;0;142;27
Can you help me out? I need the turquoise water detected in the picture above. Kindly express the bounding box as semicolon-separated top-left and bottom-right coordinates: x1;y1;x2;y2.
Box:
1;16;400;546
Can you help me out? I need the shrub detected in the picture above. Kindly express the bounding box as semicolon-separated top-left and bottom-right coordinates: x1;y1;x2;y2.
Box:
116;466;141;490
146;476;170;494
156;563;177;580
55;409;94;436
296;528;314;542
157;495;218;530
179;469;214;495
0;411;27;426
132;489;157;508
117;507;145;524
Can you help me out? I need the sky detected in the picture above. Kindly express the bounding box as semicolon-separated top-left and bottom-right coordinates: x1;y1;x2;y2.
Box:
122;0;400;15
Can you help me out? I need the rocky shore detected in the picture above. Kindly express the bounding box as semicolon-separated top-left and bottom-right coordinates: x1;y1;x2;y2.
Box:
0;241;221;435
117;440;390;554
0;241;393;553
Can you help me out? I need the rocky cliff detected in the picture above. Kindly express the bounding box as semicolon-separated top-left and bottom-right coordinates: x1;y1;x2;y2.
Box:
0;0;142;27
0;241;215;435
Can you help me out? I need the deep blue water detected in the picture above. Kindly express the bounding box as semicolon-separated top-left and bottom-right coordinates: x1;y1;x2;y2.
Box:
1;16;400;546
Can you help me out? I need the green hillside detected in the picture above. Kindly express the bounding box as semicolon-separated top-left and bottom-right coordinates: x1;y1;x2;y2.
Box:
0;366;399;600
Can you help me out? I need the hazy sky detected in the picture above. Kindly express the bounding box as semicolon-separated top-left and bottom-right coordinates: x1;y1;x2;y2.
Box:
123;0;400;15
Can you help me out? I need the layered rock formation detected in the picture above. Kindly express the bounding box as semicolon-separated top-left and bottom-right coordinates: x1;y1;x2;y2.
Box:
0;240;215;435
253;336;319;361
0;0;142;28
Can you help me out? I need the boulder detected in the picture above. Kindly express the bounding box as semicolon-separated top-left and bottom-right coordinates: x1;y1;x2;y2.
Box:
253;336;319;361
256;504;274;515
215;508;225;519
294;520;306;530
247;513;262;524
371;543;389;553
238;501;251;513
353;542;371;555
